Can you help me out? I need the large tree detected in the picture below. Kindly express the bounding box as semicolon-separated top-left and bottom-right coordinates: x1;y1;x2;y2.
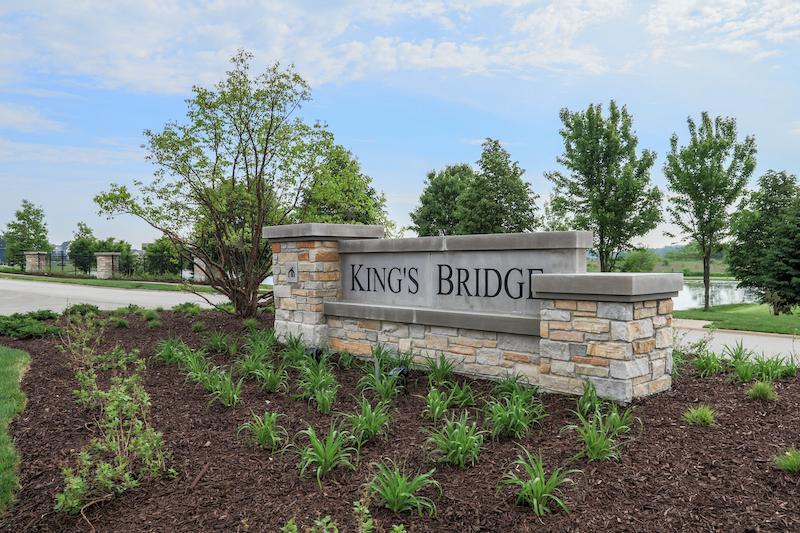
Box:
729;171;800;314
546;101;661;272
410;164;475;236
455;139;538;234
664;112;756;310
95;51;335;317
3;199;51;267
143;236;182;276
68;222;96;274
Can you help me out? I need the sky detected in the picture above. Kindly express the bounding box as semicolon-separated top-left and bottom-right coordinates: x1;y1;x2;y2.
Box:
0;0;798;249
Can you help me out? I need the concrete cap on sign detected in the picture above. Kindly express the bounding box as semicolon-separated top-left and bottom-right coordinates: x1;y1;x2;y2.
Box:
532;272;683;301
339;231;593;253
23;251;50;255
262;223;384;241
94;252;122;256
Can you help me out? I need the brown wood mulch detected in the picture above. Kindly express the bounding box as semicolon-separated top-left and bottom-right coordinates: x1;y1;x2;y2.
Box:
1;311;799;532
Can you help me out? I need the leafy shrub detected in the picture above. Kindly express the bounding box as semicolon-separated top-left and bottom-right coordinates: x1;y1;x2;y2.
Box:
172;302;202;316
683;405;716;426
191;321;207;333
576;381;601;418
563;409;625;462
747;381;777;401
486;391;545;440
297;423;356;486
206;331;237;355
448;382;475;408
422;388;450;424
774;448;800;474
692;351;724;378
58;313;105;367
425;412;484;467
253;363;289;393
110;317;129;328
238;411;287;450
0;312;60;339
359;369;400;402
26;309;59;320
208;369;243;407
499;448;578;516
367;461;440;516
424;353;456;387
346;398;391;448
63;303;101;316
146;319;162;329
139;308;160;322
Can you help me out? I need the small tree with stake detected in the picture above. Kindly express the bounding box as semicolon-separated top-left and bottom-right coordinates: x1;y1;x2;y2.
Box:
95;51;332;317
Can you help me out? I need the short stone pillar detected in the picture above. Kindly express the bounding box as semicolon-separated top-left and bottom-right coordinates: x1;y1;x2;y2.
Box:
532;273;682;402
193;257;208;283
94;252;121;279
262;223;384;345
24;251;48;273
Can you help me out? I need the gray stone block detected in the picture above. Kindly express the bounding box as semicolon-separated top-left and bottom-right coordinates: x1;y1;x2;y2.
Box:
497;333;540;353
597;302;633;321
609;358;651;379
588;377;633;403
540;339;570;361
569;343;587;357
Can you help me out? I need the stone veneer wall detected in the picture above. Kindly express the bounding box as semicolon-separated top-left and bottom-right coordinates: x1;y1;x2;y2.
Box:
538;298;673;402
327;318;540;382
95;254;118;280
24;252;48;273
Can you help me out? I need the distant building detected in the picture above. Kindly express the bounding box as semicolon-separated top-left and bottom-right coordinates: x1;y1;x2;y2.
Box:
53;241;71;259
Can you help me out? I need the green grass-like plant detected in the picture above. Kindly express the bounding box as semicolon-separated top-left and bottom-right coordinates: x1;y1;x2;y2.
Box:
747;380;777;401
683;405;716;426
155;338;191;364
297;423;357;486
242;318;261;331
208;369;243;407
146;319;162;329
422;388;450;423
493;373;537;402
774;448;800;474
172;302;202;316
346;397;391;448
139;308;160;322
313;385;338;414
236;349;268;378
367;461;440;516
191;321;207;333
238;411;287;451
336;351;355;369
424;353;456;387
359;369;400;402
498;447;579;516
563;410;622;462
297;357;337;398
692;351;724;378
253;363;289;393
0;346;29;513
206;331;237;356
576;381;601;419
448;381;475;408
604;404;638;438
110;317;129;328
246;329;277;358
425;412;484;467
486;391;545;440
282;334;308;367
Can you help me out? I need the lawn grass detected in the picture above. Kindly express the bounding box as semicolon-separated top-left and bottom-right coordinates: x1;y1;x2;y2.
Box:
0;273;218;294
674;303;800;336
0;346;29;512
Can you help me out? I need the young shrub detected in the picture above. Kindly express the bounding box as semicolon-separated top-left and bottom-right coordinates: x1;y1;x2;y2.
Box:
172;302;202;316
498;448;579;516
146;318;162;329
486;391;545;440
683;405;716;426
58;312;106;367
139;308;161;322
346;398;391;448
774;448;800;474
747;381;777;401
63;303;101;316
367;461;440;516
424;353;456;387
358;369;400;403
493;373;537;402
0;312;61;339
692;351;724;378
576;381;601;419
191;321;207;333
425;412;484;467
110;316;129;328
253;363;289;393
206;331;237;356
297;423;357;486
448;381;476;408
238;411;287;451
563;410;621;462
208;369;244;407
155;338;191;364
422;388;450;424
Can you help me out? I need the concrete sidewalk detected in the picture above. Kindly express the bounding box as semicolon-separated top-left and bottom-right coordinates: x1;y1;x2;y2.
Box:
674;318;800;359
0;278;228;314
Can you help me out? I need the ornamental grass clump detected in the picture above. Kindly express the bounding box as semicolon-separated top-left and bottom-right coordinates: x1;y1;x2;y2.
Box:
238;411;287;451
425;412;484;467
346;397;391;449
208;368;244;407
206;331;237;356
683;405;716;426
692;351;724;378
246;328;277;359
424;353;456;387
486;391;546;441
499;448;578;516
493;373;537;402
448;381;476;408
297;357;338;401
236;349;268;378
563;405;634;462
282;333;309;367
359;368;400;403
253;363;289;393
172;302;202;316
155;338;191;364
774;448;800;474
422;388;450;424
747;381;777;401
297;423;357;486
576;381;601;419
367;461;440;516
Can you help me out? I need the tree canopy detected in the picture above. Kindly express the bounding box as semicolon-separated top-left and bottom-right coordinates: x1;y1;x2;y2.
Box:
143;236;182;276
546;100;661;272
68;222;96;273
410;164;475;236
3;199;51;267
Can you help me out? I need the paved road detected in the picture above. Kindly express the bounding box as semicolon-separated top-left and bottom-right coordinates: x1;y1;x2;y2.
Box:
0;278;228;314
674;319;799;359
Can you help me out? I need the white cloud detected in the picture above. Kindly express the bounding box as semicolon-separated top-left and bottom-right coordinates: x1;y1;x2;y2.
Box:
0;103;63;132
0;138;141;164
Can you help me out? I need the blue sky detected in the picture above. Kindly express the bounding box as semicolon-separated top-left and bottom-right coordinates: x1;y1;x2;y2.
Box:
1;0;798;248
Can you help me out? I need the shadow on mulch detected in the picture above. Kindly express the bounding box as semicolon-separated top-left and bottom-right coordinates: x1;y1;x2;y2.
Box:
2;310;800;532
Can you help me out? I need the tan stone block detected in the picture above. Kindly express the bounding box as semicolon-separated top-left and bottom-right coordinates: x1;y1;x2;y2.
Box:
327;318;343;328
573;356;609;367
550;330;585;342
549;321;572;331
424;334;448;351
540;360;551;374
572;311;598;317
312;272;339;281
449;344;476;356
538;374;584;395
572;318;610;333
281;299;297;311
555;300;578;310
577;301;597;312
503;351;530;363
633;338;656;354
658;299;673;315
576;364;609;377
313;250;339;262
540;321;549;338
358;319;381;331
655;327;672;349
586;342;632;360
634;307;657;319
645;300;657;308
329;338;371;356
271;243;281;253
299;272;310;282
298;251;309;261
296;241;317;249
347;330;367;340
398;338;412;352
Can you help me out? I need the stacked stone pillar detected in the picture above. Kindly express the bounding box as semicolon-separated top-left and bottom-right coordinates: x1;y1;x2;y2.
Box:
23;251;48;273
94;252;121;279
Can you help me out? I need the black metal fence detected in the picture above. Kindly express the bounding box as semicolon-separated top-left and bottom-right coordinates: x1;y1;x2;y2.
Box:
0;251;98;276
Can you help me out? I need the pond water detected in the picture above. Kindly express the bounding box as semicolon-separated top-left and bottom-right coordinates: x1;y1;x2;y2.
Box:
673;280;759;310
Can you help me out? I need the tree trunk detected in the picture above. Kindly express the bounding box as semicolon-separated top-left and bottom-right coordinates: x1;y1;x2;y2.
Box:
703;247;712;311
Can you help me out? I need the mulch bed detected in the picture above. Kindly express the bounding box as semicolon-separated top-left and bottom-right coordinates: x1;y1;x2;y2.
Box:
2;311;800;532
